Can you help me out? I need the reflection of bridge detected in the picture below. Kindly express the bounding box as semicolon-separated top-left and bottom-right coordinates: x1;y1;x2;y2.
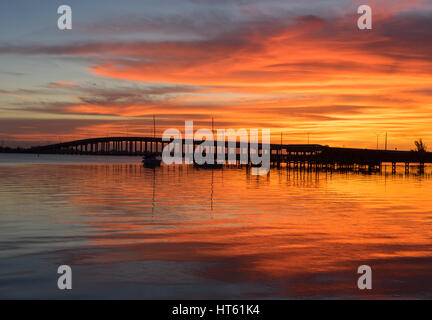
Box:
27;136;432;172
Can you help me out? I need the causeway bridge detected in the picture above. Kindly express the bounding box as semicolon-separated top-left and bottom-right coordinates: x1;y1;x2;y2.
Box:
27;136;432;172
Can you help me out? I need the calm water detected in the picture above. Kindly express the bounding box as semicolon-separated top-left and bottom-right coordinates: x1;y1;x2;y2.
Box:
0;154;431;299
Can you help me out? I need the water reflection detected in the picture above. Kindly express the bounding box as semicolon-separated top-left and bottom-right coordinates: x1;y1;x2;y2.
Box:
0;156;431;299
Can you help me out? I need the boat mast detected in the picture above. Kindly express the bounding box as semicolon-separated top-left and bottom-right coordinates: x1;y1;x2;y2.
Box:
212;116;215;156
153;115;156;139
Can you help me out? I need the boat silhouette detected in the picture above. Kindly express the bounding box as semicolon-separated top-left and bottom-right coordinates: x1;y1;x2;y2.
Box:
142;152;162;167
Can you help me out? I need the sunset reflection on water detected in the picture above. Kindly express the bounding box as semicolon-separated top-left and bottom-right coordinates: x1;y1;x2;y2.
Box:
0;155;431;299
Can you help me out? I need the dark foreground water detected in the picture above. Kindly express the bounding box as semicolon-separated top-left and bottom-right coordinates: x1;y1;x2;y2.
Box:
0;154;431;299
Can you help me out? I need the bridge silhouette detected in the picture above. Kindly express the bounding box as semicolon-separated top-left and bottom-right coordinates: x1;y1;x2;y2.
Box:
27;136;432;172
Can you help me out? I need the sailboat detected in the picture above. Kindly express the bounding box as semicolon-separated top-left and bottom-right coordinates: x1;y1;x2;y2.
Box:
142;152;162;167
142;115;162;167
194;116;223;169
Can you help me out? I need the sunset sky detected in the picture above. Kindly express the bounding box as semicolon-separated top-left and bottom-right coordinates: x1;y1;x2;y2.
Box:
0;0;432;149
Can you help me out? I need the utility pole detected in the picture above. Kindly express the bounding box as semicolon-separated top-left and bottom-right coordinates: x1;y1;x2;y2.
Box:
385;132;388;151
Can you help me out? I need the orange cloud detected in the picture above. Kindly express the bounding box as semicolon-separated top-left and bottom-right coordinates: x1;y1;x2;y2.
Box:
1;5;432;149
